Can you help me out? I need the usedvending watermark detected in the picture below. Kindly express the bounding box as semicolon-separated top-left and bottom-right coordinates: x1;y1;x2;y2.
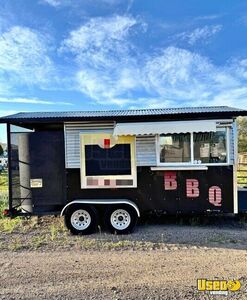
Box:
197;279;241;296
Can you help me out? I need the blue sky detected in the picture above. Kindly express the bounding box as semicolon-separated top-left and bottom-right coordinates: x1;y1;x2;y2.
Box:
1;0;247;141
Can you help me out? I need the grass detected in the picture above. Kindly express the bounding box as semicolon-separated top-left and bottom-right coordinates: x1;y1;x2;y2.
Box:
0;217;23;233
31;236;48;249
48;220;67;241
207;235;228;244
0;215;169;252
49;224;59;241
0;192;8;221
9;238;25;251
0;170;8;218
0;215;246;252
0;199;7;218
0;170;8;192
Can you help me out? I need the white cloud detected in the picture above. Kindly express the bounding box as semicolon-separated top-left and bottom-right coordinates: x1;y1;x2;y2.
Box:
0;73;11;95
0;26;54;87
0;97;73;105
195;15;222;21
145;47;242;105
0;14;242;110
143;47;247;108
0;111;20;143
0;125;7;143
61;15;140;62
60;15;247;109
41;0;131;8
177;25;222;45
0;110;19;117
41;0;64;7
144;47;215;101
211;88;247;108
0;110;19;143
111;97;174;109
61;15;145;102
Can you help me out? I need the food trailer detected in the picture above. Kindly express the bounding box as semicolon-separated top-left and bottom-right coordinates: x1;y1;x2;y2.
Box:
1;106;247;234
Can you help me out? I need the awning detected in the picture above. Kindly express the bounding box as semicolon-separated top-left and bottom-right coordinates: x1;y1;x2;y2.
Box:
113;120;217;136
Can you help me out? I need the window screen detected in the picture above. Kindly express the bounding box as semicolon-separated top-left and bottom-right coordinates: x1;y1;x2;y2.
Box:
85;144;131;176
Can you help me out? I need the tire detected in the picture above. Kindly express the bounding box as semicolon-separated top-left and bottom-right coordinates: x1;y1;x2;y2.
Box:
104;205;138;234
64;204;99;235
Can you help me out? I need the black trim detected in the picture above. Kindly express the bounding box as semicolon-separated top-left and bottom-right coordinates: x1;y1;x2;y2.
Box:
7;123;12;212
0;107;247;124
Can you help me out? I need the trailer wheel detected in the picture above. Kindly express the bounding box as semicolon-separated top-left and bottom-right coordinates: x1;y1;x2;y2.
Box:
105;205;138;234
64;204;98;235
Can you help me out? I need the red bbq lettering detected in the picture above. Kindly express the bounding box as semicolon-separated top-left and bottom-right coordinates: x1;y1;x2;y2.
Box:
208;186;222;207
164;171;177;190
186;179;199;198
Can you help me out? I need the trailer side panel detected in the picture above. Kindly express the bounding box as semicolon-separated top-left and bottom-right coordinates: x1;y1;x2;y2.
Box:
66;166;233;214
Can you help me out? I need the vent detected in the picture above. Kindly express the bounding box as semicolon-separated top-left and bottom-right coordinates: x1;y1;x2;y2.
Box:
136;136;156;166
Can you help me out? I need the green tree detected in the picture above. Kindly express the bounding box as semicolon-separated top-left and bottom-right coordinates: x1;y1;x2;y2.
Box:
237;117;247;153
0;144;3;156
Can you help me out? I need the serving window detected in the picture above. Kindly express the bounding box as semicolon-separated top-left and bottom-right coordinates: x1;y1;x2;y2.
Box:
157;127;229;166
193;129;227;164
80;133;136;189
159;133;191;163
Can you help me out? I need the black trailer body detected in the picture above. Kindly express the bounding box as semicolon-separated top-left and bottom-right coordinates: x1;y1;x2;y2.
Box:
6;129;66;215
67;166;234;214
1;106;247;234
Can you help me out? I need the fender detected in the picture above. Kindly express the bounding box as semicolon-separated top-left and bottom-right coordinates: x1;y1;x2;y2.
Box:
60;199;141;217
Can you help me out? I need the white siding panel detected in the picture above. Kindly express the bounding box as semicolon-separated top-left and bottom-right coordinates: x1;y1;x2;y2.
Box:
65;122;114;168
136;136;156;166
65;122;157;168
64;120;234;168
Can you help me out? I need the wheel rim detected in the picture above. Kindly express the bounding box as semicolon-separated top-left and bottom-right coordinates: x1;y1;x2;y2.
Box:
110;209;131;230
71;209;91;230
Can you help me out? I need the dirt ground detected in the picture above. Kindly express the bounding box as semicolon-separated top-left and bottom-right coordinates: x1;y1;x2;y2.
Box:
0;216;247;299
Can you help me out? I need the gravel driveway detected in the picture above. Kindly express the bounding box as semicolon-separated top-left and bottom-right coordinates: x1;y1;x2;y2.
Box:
0;216;246;299
0;248;246;300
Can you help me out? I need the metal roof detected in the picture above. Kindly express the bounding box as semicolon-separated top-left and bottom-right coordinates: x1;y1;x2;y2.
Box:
0;106;246;123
